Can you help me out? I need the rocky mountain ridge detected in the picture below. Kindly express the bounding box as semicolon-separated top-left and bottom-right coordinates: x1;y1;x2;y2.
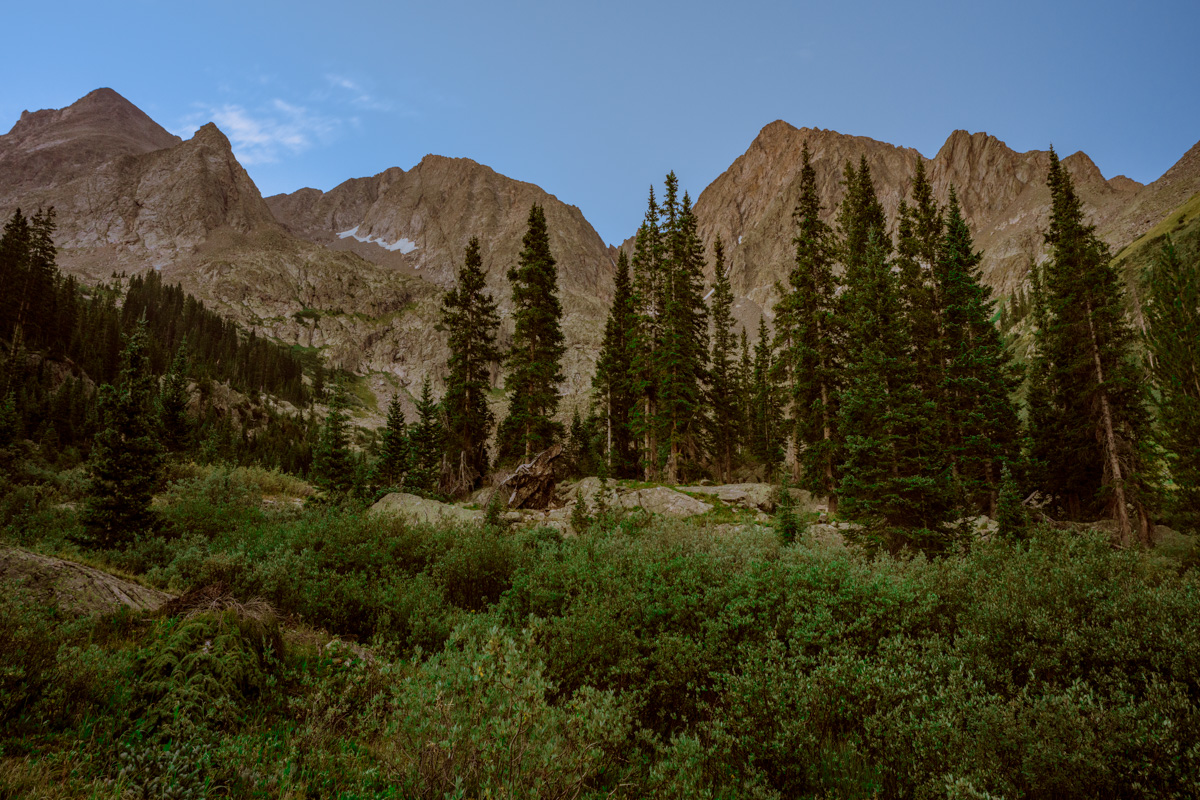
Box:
684;121;1197;318
2;89;1196;427
0;89;615;424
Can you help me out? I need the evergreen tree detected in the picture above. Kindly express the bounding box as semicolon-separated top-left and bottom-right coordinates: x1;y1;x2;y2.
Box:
1030;149;1153;544
407;377;446;494
375;393;409;490
157;337;192;454
28;209;59;344
707;236;739;482
657;180;709;482
996;464;1029;539
440;236;501;492
776;142;842;508
737;327;753;460
498;205;565;463
0;210;30;344
0;392;18;461
895;160;945;383
312;378;355;495
1142;236;1200;529
836;157;889;290
564;409;604;478
593;250;639;478
79;317;162;548
1025;257;1061;496
836;163;955;553
748;316;784;471
936;189;1021;513
630;187;666;481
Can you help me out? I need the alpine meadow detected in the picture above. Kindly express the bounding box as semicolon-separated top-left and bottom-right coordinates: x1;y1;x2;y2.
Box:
3;15;1200;797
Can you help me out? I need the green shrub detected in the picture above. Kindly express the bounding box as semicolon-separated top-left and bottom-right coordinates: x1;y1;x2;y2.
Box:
385;619;631;799
159;467;264;540
132;610;282;741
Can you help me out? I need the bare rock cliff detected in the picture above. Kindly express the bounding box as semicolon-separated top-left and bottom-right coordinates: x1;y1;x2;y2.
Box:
268;154;618;402
0;87;181;201
267;154;614;301
688;121;1158;312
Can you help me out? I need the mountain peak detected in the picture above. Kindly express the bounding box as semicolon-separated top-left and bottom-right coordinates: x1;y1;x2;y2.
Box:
192;121;231;148
1;87;182;204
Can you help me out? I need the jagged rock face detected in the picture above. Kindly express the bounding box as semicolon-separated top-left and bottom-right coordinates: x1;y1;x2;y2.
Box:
0;87;181;202
0;90;279;280
267;154;618;404
266;166;406;240
48;123;280;277
687;121;1166;312
1099;139;1200;252
0;89;612;424
267;155;613;300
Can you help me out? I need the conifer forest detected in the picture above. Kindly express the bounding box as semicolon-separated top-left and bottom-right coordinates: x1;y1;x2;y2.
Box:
3;145;1200;800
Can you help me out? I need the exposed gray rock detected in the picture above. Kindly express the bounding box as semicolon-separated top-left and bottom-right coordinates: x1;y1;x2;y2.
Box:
557;476;621;509
620;487;711;518
369;492;484;525
676;483;777;512
1;545;173;616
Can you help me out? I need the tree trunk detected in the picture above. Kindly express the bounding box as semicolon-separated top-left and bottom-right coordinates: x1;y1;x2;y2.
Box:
643;395;653;482
1084;300;1135;545
606;394;613;472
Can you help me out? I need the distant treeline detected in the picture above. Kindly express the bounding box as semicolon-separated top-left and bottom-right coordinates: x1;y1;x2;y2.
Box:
0;207;315;472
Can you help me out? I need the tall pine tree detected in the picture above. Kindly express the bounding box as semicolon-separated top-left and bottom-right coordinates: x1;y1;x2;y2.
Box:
937;188;1022;514
1142;236;1200;529
313;378;355;495
498;205;566;463
707;236;739;482
748;316;784;471
407;377;446;494
630;186;666;480
593;250;639;478
836;162;955;553
657;179;709;482
440;236;501;492
157;337;192;454
1030;149;1153;544
775;142;843;509
79;317;163;548
375;393;409;490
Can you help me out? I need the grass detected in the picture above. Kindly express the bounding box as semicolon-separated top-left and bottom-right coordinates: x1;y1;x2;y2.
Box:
164;462;314;499
1112;191;1200;266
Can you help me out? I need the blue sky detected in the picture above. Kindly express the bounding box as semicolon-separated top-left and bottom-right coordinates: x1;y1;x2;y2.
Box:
3;0;1197;244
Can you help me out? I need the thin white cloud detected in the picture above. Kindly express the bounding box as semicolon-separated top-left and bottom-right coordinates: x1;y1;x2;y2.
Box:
175;100;339;165
325;73;393;112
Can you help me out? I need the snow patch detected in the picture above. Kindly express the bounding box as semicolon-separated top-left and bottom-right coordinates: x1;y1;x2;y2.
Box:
737;235;743;244
337;225;419;254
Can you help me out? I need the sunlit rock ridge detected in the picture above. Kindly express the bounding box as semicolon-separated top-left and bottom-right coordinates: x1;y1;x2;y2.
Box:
2;89;1197;423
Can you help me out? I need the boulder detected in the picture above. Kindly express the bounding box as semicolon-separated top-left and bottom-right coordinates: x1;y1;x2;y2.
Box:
676;483;777;512
369;492;484;525
559;476;621;509
1;545;173;616
621;487;711;518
